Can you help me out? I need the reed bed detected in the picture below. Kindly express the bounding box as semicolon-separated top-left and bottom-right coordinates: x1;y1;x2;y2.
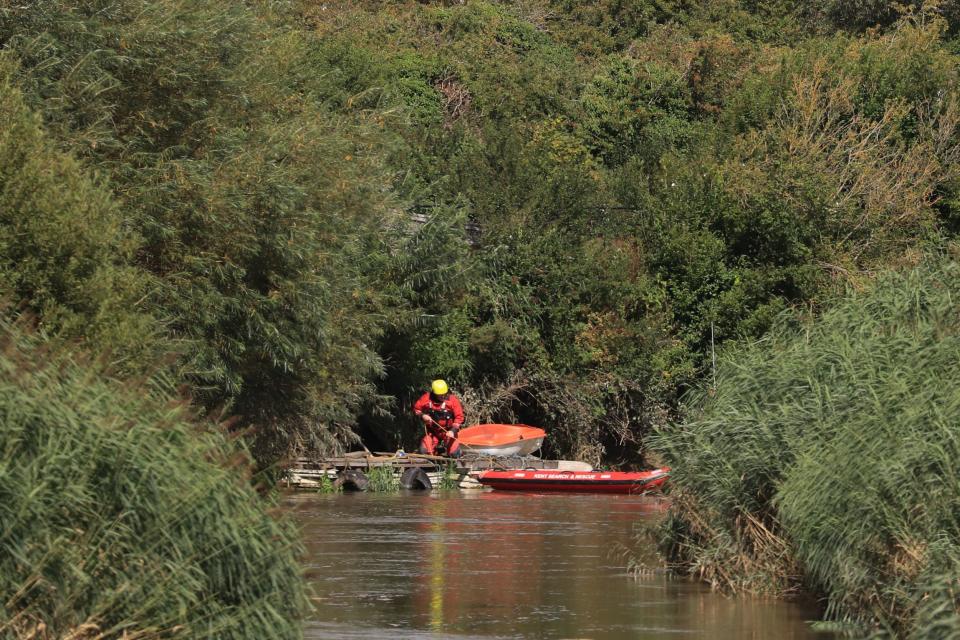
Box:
0;323;306;639
652;257;960;637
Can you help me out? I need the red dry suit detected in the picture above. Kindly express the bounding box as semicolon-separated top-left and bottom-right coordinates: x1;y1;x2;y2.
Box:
412;392;464;457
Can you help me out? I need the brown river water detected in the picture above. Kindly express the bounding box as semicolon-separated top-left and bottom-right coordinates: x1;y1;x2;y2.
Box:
287;490;832;639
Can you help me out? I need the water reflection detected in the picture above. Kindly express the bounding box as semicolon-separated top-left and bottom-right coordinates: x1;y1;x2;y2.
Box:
289;491;829;639
426;501;445;632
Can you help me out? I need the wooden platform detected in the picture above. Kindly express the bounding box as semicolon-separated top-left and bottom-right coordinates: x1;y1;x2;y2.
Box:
283;451;592;489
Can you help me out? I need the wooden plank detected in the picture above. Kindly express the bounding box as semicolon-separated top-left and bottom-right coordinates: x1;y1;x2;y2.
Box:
284;453;593;489
294;457;440;469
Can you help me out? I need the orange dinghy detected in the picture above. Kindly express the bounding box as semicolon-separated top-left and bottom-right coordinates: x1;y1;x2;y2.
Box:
457;424;546;456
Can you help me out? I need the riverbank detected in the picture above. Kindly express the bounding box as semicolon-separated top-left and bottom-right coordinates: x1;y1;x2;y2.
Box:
651;259;960;637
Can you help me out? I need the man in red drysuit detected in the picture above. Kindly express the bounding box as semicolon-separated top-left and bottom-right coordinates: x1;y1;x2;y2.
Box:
412;379;464;458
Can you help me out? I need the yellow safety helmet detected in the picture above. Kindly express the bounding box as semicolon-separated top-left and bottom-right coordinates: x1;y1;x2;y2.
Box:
431;379;449;396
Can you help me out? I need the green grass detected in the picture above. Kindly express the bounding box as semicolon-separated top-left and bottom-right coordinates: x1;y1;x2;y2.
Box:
366;466;401;492
651;255;960;638
316;472;342;494
437;462;460;490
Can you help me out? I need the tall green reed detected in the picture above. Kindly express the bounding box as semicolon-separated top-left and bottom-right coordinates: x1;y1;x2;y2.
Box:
652;255;960;637
0;322;306;639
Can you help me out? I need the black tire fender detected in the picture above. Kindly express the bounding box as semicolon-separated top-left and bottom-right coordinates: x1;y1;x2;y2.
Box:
334;469;369;492
400;467;433;490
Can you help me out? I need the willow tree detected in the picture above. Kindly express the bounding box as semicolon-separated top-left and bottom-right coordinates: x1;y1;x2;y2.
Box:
1;1;399;462
0;56;158;369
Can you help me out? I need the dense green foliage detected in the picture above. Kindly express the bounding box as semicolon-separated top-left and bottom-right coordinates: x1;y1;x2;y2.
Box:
300;1;960;464
1;0;398;460
652;256;960;637
0;320;305;638
3;0;960;466
0;57;158;369
3;0;960;634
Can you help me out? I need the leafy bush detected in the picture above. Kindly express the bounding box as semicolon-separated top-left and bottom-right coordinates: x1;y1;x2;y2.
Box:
3;0;960;474
796;0;960;34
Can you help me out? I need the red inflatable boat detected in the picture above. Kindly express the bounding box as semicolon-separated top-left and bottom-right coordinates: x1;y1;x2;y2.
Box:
477;468;669;494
